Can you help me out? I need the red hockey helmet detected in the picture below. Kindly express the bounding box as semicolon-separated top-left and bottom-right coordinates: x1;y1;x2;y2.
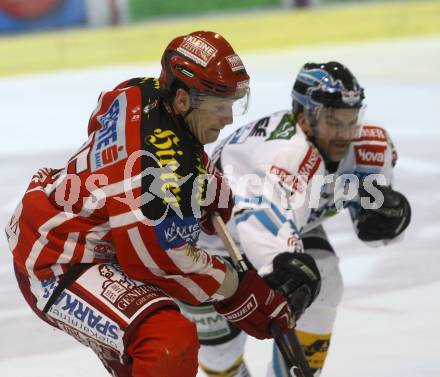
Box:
160;31;250;115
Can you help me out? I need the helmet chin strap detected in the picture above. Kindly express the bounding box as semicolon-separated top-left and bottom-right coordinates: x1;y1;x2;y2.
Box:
183;107;194;119
181;107;204;146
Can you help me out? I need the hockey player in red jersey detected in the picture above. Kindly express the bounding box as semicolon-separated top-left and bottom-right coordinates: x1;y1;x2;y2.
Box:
5;31;304;377
182;62;412;376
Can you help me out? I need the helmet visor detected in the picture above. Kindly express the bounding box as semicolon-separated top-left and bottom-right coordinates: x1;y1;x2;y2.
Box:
189;87;250;117
313;105;366;141
308;106;366;161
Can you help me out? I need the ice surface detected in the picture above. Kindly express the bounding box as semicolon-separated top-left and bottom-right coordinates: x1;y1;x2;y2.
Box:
0;36;439;376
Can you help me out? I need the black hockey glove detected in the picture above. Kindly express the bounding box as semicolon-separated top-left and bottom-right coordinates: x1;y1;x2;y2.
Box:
358;184;411;242
264;252;321;320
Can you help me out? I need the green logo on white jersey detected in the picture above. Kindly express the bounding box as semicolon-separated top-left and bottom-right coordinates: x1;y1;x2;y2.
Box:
266;113;296;141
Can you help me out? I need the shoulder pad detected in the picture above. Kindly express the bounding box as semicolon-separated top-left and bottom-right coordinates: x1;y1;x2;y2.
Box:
114;77;160;91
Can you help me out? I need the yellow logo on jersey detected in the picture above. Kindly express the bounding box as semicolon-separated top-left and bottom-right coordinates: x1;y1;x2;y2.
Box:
194;155;208;205
139;77;160;89
148;128;184;207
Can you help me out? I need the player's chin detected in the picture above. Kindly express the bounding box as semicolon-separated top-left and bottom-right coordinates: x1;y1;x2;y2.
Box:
328;144;349;161
206;128;221;143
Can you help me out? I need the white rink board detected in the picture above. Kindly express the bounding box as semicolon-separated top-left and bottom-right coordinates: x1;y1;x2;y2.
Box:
0;36;439;377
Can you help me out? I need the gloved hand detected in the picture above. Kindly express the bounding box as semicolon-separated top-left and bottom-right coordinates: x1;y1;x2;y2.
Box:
358;184;411;241
214;270;294;340
264;252;321;320
198;153;233;235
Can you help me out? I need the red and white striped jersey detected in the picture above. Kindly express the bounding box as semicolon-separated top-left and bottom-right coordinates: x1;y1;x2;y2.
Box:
6;78;228;305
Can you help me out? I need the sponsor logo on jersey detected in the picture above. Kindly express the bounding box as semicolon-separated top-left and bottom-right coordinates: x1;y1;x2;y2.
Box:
354;144;386;167
56;321;122;358
50;290;120;346
179;301;231;340
270;165;304;193
177;35;218;67
91;93;128;172
163;220;201;245
266;113;296;141
193;153;209;207
226;54;245;72
358;125;387;142
249;117;270;137
155;216;200;249
41;276;57;299
98;264;171;318
93;242;115;259
138;77;160;89
298;147;322;183
184;244;207;263
146;128;185;208
130;104;141;122
229;113;292;145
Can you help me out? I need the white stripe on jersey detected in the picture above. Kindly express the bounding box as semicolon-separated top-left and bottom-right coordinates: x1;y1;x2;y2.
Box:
26;212;75;279
25;173;142;278
80;173;142;217
109;209;147;228
101;173;142;198
57;232;79;265
128;227;210;302
165;247;225;284
50;264;64;277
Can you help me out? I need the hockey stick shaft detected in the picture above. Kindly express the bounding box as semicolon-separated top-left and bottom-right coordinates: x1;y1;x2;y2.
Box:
212;213;313;377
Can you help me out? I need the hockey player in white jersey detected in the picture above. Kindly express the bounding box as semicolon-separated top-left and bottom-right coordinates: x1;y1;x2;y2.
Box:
180;61;411;377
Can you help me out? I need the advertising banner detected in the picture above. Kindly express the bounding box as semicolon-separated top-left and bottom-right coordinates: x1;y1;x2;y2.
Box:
0;0;86;33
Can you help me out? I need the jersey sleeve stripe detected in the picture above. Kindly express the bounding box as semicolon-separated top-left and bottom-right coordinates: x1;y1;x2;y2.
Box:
164;247;226;284
26;212;76;279
109;209;147;228
127;227;210;303
50;264;64;277
56;232;79;264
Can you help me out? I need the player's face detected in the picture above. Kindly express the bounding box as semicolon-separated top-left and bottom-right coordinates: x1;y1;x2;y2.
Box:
187;107;233;144
314;107;361;161
186;96;234;144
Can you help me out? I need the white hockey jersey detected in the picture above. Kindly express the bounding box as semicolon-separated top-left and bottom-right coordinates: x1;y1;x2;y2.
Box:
199;110;398;275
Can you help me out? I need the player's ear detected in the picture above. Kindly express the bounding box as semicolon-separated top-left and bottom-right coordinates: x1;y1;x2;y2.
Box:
173;88;191;114
297;112;312;137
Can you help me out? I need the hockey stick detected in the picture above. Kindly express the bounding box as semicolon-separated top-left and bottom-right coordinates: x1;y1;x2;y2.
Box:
212;213;314;377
